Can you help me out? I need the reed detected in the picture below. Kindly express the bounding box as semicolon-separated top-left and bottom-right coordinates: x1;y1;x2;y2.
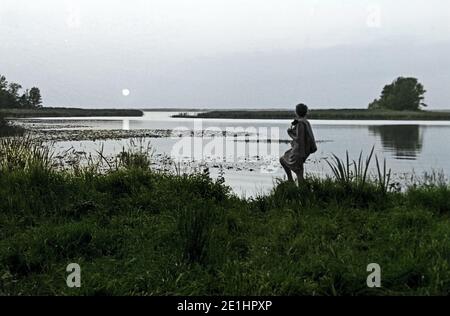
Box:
116;139;153;170
326;146;392;193
0;136;53;172
375;155;392;193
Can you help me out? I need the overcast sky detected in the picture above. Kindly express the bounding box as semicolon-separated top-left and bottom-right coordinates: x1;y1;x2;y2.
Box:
1;0;450;109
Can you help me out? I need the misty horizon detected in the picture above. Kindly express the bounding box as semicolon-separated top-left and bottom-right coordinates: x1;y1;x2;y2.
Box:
1;0;450;109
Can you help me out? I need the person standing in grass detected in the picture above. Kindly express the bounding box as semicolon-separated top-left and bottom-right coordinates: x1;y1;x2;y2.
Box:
280;103;317;184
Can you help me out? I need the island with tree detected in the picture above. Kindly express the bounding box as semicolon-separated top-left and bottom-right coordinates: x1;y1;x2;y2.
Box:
173;77;450;121
368;77;427;111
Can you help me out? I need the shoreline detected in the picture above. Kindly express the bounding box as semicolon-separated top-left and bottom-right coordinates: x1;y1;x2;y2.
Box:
0;107;144;118
173;109;450;121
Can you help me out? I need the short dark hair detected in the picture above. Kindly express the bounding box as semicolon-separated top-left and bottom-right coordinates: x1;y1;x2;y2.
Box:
296;103;308;117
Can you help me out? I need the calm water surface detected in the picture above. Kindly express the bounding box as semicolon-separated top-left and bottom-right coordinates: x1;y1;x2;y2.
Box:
31;111;450;197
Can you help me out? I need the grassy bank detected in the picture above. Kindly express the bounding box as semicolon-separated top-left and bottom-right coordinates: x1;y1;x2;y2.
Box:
174;109;450;121
1;139;450;295
1;107;144;118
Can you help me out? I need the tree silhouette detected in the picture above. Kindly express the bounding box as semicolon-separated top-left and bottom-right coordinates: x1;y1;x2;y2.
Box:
369;77;427;111
0;74;43;109
29;87;43;108
8;83;23;101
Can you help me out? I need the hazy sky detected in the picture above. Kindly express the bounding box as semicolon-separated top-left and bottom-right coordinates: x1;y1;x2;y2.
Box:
1;0;450;109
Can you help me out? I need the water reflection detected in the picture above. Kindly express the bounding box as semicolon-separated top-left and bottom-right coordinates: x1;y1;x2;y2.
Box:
369;125;423;160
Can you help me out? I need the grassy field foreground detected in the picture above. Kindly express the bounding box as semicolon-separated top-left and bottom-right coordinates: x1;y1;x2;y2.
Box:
1;139;450;295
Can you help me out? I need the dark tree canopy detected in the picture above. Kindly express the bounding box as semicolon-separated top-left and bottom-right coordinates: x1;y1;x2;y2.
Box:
29;87;43;108
0;74;43;109
369;77;427;111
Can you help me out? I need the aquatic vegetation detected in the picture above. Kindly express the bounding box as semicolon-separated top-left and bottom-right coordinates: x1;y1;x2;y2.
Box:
0;115;24;137
0;136;53;172
326;146;392;194
116;139;154;170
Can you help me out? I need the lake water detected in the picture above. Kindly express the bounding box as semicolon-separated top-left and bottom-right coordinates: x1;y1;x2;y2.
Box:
25;111;450;197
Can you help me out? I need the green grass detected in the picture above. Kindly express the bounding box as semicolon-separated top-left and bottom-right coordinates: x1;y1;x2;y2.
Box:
0;107;144;118
1;139;450;295
173;109;450;121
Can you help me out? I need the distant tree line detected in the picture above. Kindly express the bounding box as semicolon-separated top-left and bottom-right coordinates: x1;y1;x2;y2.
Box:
0;73;431;112
0;74;42;109
369;77;427;111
